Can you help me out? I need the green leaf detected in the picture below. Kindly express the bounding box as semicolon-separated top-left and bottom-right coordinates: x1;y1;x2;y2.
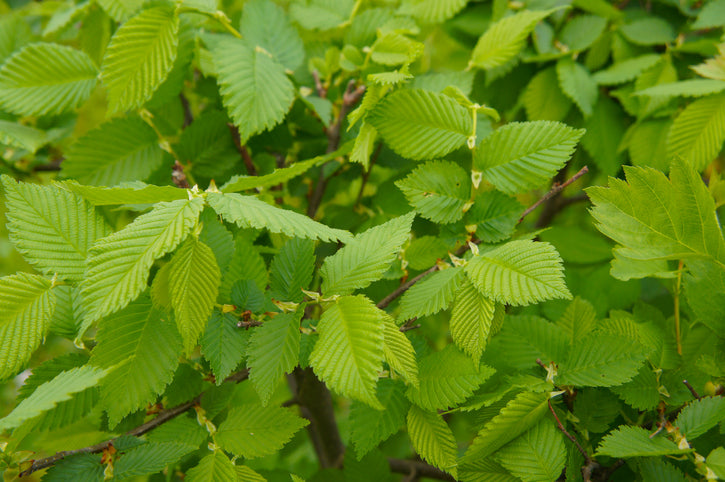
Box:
633;79;725;100
310;295;384;408
556;57;598;117
61;181;188;205
522;67;572;122
485;315;569;370
0;365;108;431
395;160;471;224
405;236;448;271
557;333;645;387
200;312;247;384
168;236;221;353
82;197;204;327
406;405;458;477
248;311;302;405
406;345;493;411
211;37;295;143
667;93;725;171
1;177;111;282
350;379;409;459
97;0;144;22
596;426;690;457
450;278;495;361
707;447;725;479
495;420;566;482
207;192;352;244
674;396;725;440
580;95;625;174
289;0;353;31
90;296;182;427
0;120;47;153
62;116;165;186
473;121;584;194
397;266;464;322
270;238;315;303
573;388;621;434
592;54;661;85
559;14;608;52
113;442;196;479
42;453;103;482
320;213;414;295
235;466;267;482
367;88;471;160
610;366;660;410
101;5;179;113
0;43;97;116
465;240;571;306
461;391;552;463
620;17;675;45
0;273;55;380
382;318;418;387
0;15;33;65
556;297;596;345
219;235;268;300
464;191;522;244
185;451;236;482
399;0;468;24
459;458;519;482
638;459;687;482
240;0;304;72
216;403;309;459
692;0;725;29
469;9;558;70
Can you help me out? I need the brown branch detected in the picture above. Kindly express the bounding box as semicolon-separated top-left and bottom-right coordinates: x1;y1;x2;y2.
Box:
19;369;250;477
548;399;595;482
179;93;193;128
388;458;455;481
683;380;701;400
172;160;189;189
399;323;421;332
377;266;439;310
519;166;589;224
355;142;382;207
312;70;327;98
227;123;257;176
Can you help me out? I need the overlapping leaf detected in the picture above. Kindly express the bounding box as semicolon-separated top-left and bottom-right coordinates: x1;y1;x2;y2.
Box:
350;379;409;459
397;266;464;321
382;318;418;387
270;238;315;303
674;396;725;440
450;278;495;361
200;312;247;384
241;0;304;72
395;160;470;223
557;57;598;117
558;333;646;387
494;420;566;482
407;405;458;477
464;191;522;244
0;120;47;153
596;426;691;457
667;93;725;171
522;67;572;122
186;452;236;482
399;0;468;24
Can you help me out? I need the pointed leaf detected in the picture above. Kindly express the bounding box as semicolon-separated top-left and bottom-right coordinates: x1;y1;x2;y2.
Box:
61;181;187;206
240;0;305;72
270;238;315;303
398;266;464;322
450;278;495;361
0;120;47;153
674;396;725;440
495;420;566;482
592;54;661;85
350;379;409;459
485;315;569;370
558;333;646;387
556;297;596;344
382;319;418;387
185;451;236;482
667;93;725;171
395;160;471;223
523;67;572;122
556;57;598;117
200;312;248;384
407;405;458;477
113;442;196;479
596;426;690;457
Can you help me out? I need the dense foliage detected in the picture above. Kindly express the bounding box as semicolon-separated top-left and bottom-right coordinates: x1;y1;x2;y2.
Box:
0;0;724;481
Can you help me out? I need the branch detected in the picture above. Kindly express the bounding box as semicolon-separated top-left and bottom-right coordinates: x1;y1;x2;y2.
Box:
388;458;455;481
519;166;589;223
683;379;701;400
227;123;257;176
548;400;597;482
377;265;438;310
19;369;250;478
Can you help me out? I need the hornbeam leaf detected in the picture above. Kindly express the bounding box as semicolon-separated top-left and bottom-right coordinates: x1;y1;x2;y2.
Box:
596;426;691;457
0;273;55;380
60;181;188;206
667;93;725;171
634;79;725;100
81;197;204;329
449;278;495;361
367;89;470;160
186;451;236;482
240;0;305;72
382;318;418;387
674;396;725;440
395;160;471;223
270;238;315;303
168;237;221;353
310;295;385;408
522;67;572;122
207;192;352;243
592;54;661;85
101;5;179;113
407;406;458;477
485;315;570;371
350;379;409;459
399;0;468;24
397;266;464;322
557;333;646;387
2;177;112;282
0;43;98;116
473;121;584;194
97;0;144;22
465;240;571;306
216;403;309;459
200;312;247;385
320;213;414;295
494;420;566;482
0;120;47;153
112;442;197;479
556;57;598;117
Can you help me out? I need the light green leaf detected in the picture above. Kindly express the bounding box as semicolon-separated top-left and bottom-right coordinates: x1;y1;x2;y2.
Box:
596;426;690;457
707;447;725;479
310;295;384;408
620;17;675;45
465;240;571;306
216;403;309;459
609;367;661;411
320;213;414;295
473;121;584;194
397;266;464;321
236;466;267;482
556;297;596;345
0;120;47;153
559;14;608;52
395;160;471;223
625;119;672;171
289;0;353;31
558;333;646;387
350;379;409;459
522;67;572;122
469;9;558;70
200;312;247;385
60;181;187;206
404;236;448;271
382;318;418;387
219;234;268;300
638;459;687;482
464;191;523;244
398;0;468;24
82;197;204;330
0;43;97;116
0;273;55;380
186;451;236;482
0;365;108;431
485;315;569;371
101;5;179;113
113;441;196;479
667;93;725;171
62;116;164;186
495;420;566;482
407;405;458;477
592;54;661;85
1;177;111;282
42;453;104;481
367;88;471;160
633;79;725;99
90;296;182;427
248;311;302;405
240;0;304;72
97;0;144;22
371;32;423;66
207;192;352;244
407;345;493;411
270;238;315;303
581;95;626;174
168;236;221;353
556;57;598;117
450;278;495;361
0;15;33;65
350;122;377;168
692;0;725;29
459;458;518;482
211;37;295;143
674;396;725;440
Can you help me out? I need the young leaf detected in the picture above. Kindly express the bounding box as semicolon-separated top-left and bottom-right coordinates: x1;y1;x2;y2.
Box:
61;181;188;206
248;311;302;405
0;273;55;380
667;93;725;171
0;120;47;153
112;442;197;479
219;235;268;300
473;121;584;194
465;240;571;306
633;79;725;100
674;396;725;440
557;333;646;387
592;54;661;85
2;177;111;282
522;67;572;122
398;0;468;24
320;213;414;295
215;403;309;459
240;0;304;72
101;5;179;113
596;426;690;457
395;160;471;224
350;379;410;459
556;57;598;117
168;236;221;353
464;191;523;243
207;192;352;243
310;295;385;408
82;197;204;327
200;312;247;384
397;266;465;321
494;420;566;482
367;89;471;160
0;43;97;116
406;405;458;478
449;278;495;361
270;238;315;303
556;297;597;345
485;315;569;370
382;318;418;387
185;451;236;482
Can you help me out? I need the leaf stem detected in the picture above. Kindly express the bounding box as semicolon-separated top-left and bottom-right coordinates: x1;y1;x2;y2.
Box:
519;166;589;223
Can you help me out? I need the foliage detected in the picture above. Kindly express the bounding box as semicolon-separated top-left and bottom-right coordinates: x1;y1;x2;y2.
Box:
0;0;724;481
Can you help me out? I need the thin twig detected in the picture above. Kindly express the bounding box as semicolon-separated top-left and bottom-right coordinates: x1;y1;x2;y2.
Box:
548;400;591;466
377;266;438;310
519;166;589;223
179;93;193;127
388;458;455;481
399;324;421;332
683;380;701;400
227;123;257;176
